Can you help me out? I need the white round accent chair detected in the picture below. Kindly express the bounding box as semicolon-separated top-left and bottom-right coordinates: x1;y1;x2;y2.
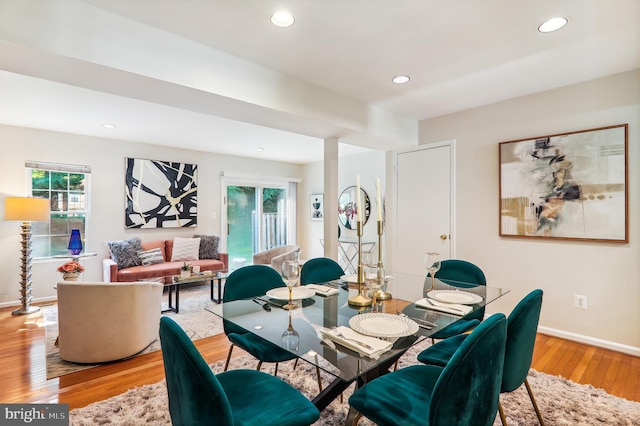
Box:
56;281;163;363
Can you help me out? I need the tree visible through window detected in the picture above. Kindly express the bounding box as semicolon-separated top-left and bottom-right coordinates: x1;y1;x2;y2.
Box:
29;166;89;258
225;183;290;267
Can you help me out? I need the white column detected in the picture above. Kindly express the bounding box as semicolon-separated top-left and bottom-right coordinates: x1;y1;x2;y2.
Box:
324;138;339;260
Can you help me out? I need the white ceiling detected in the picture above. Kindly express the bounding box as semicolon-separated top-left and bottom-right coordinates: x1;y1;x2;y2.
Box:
0;0;638;164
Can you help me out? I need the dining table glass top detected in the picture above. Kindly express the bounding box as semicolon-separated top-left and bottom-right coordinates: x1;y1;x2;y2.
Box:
205;272;509;383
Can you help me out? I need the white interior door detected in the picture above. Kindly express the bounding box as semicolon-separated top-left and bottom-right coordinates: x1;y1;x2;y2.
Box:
394;142;454;300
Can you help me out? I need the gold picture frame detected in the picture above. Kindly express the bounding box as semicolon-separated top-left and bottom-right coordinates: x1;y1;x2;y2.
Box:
499;124;628;242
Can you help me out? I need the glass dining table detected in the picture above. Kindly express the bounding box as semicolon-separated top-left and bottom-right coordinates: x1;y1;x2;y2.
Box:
205;272;509;411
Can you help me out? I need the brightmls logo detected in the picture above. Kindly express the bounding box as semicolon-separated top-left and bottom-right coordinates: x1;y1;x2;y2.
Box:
1;404;68;425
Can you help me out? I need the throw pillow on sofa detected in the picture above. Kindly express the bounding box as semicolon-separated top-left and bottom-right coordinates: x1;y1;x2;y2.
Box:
171;237;200;262
194;234;220;260
138;248;165;266
107;237;144;270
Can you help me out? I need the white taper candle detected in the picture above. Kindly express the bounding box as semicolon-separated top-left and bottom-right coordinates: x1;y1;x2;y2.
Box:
376;177;382;221
356;174;362;222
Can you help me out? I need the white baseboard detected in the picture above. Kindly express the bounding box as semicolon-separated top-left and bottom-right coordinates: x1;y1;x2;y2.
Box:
0;296;57;310
538;325;640;357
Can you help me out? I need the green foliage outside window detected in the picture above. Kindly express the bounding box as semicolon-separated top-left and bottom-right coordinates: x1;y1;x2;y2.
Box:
226;185;288;268
30;168;88;258
262;188;285;213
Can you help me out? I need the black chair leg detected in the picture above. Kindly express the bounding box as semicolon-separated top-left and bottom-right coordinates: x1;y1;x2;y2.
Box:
223;344;234;371
315;366;323;392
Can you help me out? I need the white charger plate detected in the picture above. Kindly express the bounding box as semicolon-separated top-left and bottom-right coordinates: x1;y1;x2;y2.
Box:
266;286;316;301
349;313;419;338
427;289;483;305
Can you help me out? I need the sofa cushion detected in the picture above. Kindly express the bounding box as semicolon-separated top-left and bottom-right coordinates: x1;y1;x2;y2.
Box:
141;240;167;261
194;234;220;260
138;248;165;266
107;238;143;270
171;237;200;262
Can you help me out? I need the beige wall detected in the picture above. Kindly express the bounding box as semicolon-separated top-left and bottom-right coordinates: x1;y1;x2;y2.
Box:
419;69;640;352
299;150;386;263
0;124;301;304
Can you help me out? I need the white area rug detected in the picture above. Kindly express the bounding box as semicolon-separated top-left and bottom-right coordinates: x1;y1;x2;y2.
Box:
69;340;640;425
44;285;223;379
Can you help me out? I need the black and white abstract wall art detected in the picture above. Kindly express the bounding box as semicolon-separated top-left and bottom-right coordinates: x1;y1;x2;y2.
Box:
125;158;198;228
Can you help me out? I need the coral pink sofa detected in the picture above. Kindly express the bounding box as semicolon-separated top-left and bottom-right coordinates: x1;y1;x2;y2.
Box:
103;239;228;282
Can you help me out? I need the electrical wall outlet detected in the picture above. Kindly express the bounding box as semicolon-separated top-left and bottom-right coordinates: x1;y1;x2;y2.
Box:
574;294;588;310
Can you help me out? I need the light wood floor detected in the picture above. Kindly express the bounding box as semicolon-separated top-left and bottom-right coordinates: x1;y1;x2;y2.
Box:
1;301;638;410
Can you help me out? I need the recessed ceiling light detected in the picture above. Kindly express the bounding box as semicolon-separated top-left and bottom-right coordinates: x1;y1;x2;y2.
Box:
538;17;568;33
270;11;295;27
392;75;410;84
255;147;264;152
101;123;116;128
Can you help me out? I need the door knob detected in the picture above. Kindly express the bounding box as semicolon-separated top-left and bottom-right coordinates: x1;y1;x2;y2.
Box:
440;234;448;240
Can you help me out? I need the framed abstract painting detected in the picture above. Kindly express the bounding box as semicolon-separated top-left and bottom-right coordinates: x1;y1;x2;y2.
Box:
125;158;198;228
310;194;324;221
499;124;628;242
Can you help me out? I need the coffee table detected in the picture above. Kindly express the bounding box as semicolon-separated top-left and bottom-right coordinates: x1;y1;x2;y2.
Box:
162;270;226;313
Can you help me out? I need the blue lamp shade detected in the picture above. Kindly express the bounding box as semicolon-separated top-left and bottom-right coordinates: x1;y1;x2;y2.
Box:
68;229;83;255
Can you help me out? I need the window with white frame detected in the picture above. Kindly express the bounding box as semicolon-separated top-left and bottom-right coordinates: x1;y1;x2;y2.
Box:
26;161;91;258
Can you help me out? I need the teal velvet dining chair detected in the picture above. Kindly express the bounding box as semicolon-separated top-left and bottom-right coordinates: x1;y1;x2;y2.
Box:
300;257;344;285
349;313;507;426
417;289;545;426
159;316;320;426
222;265;323;390
223;265;298;373
429;259;487;341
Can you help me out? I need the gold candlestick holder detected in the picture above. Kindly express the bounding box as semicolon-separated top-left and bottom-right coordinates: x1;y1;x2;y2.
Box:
348;221;372;307
375;220;392;301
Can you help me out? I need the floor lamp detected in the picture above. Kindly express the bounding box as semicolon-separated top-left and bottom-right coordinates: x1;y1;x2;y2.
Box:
4;197;50;315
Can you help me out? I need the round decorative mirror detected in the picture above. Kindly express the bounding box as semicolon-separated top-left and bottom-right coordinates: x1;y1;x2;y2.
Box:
338;186;371;229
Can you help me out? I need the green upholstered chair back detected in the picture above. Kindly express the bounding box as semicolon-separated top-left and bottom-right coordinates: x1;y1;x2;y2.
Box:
432;259;487;325
502;289;543;392
223;265;285;302
435;259;487;286
430;313;507;426
222;265;285;335
300;257;344;285
159;316;234;426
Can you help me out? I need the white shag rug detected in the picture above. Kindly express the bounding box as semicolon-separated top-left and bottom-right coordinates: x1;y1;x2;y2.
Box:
69;340;640;425
44;285;223;379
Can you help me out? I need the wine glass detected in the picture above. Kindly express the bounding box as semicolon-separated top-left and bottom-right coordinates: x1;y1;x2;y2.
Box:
281;260;300;310
361;252;373;267
365;265;384;312
281;311;300;352
424;252;441;292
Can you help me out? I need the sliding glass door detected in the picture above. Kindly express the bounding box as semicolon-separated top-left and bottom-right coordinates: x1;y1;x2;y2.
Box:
223;179;295;270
